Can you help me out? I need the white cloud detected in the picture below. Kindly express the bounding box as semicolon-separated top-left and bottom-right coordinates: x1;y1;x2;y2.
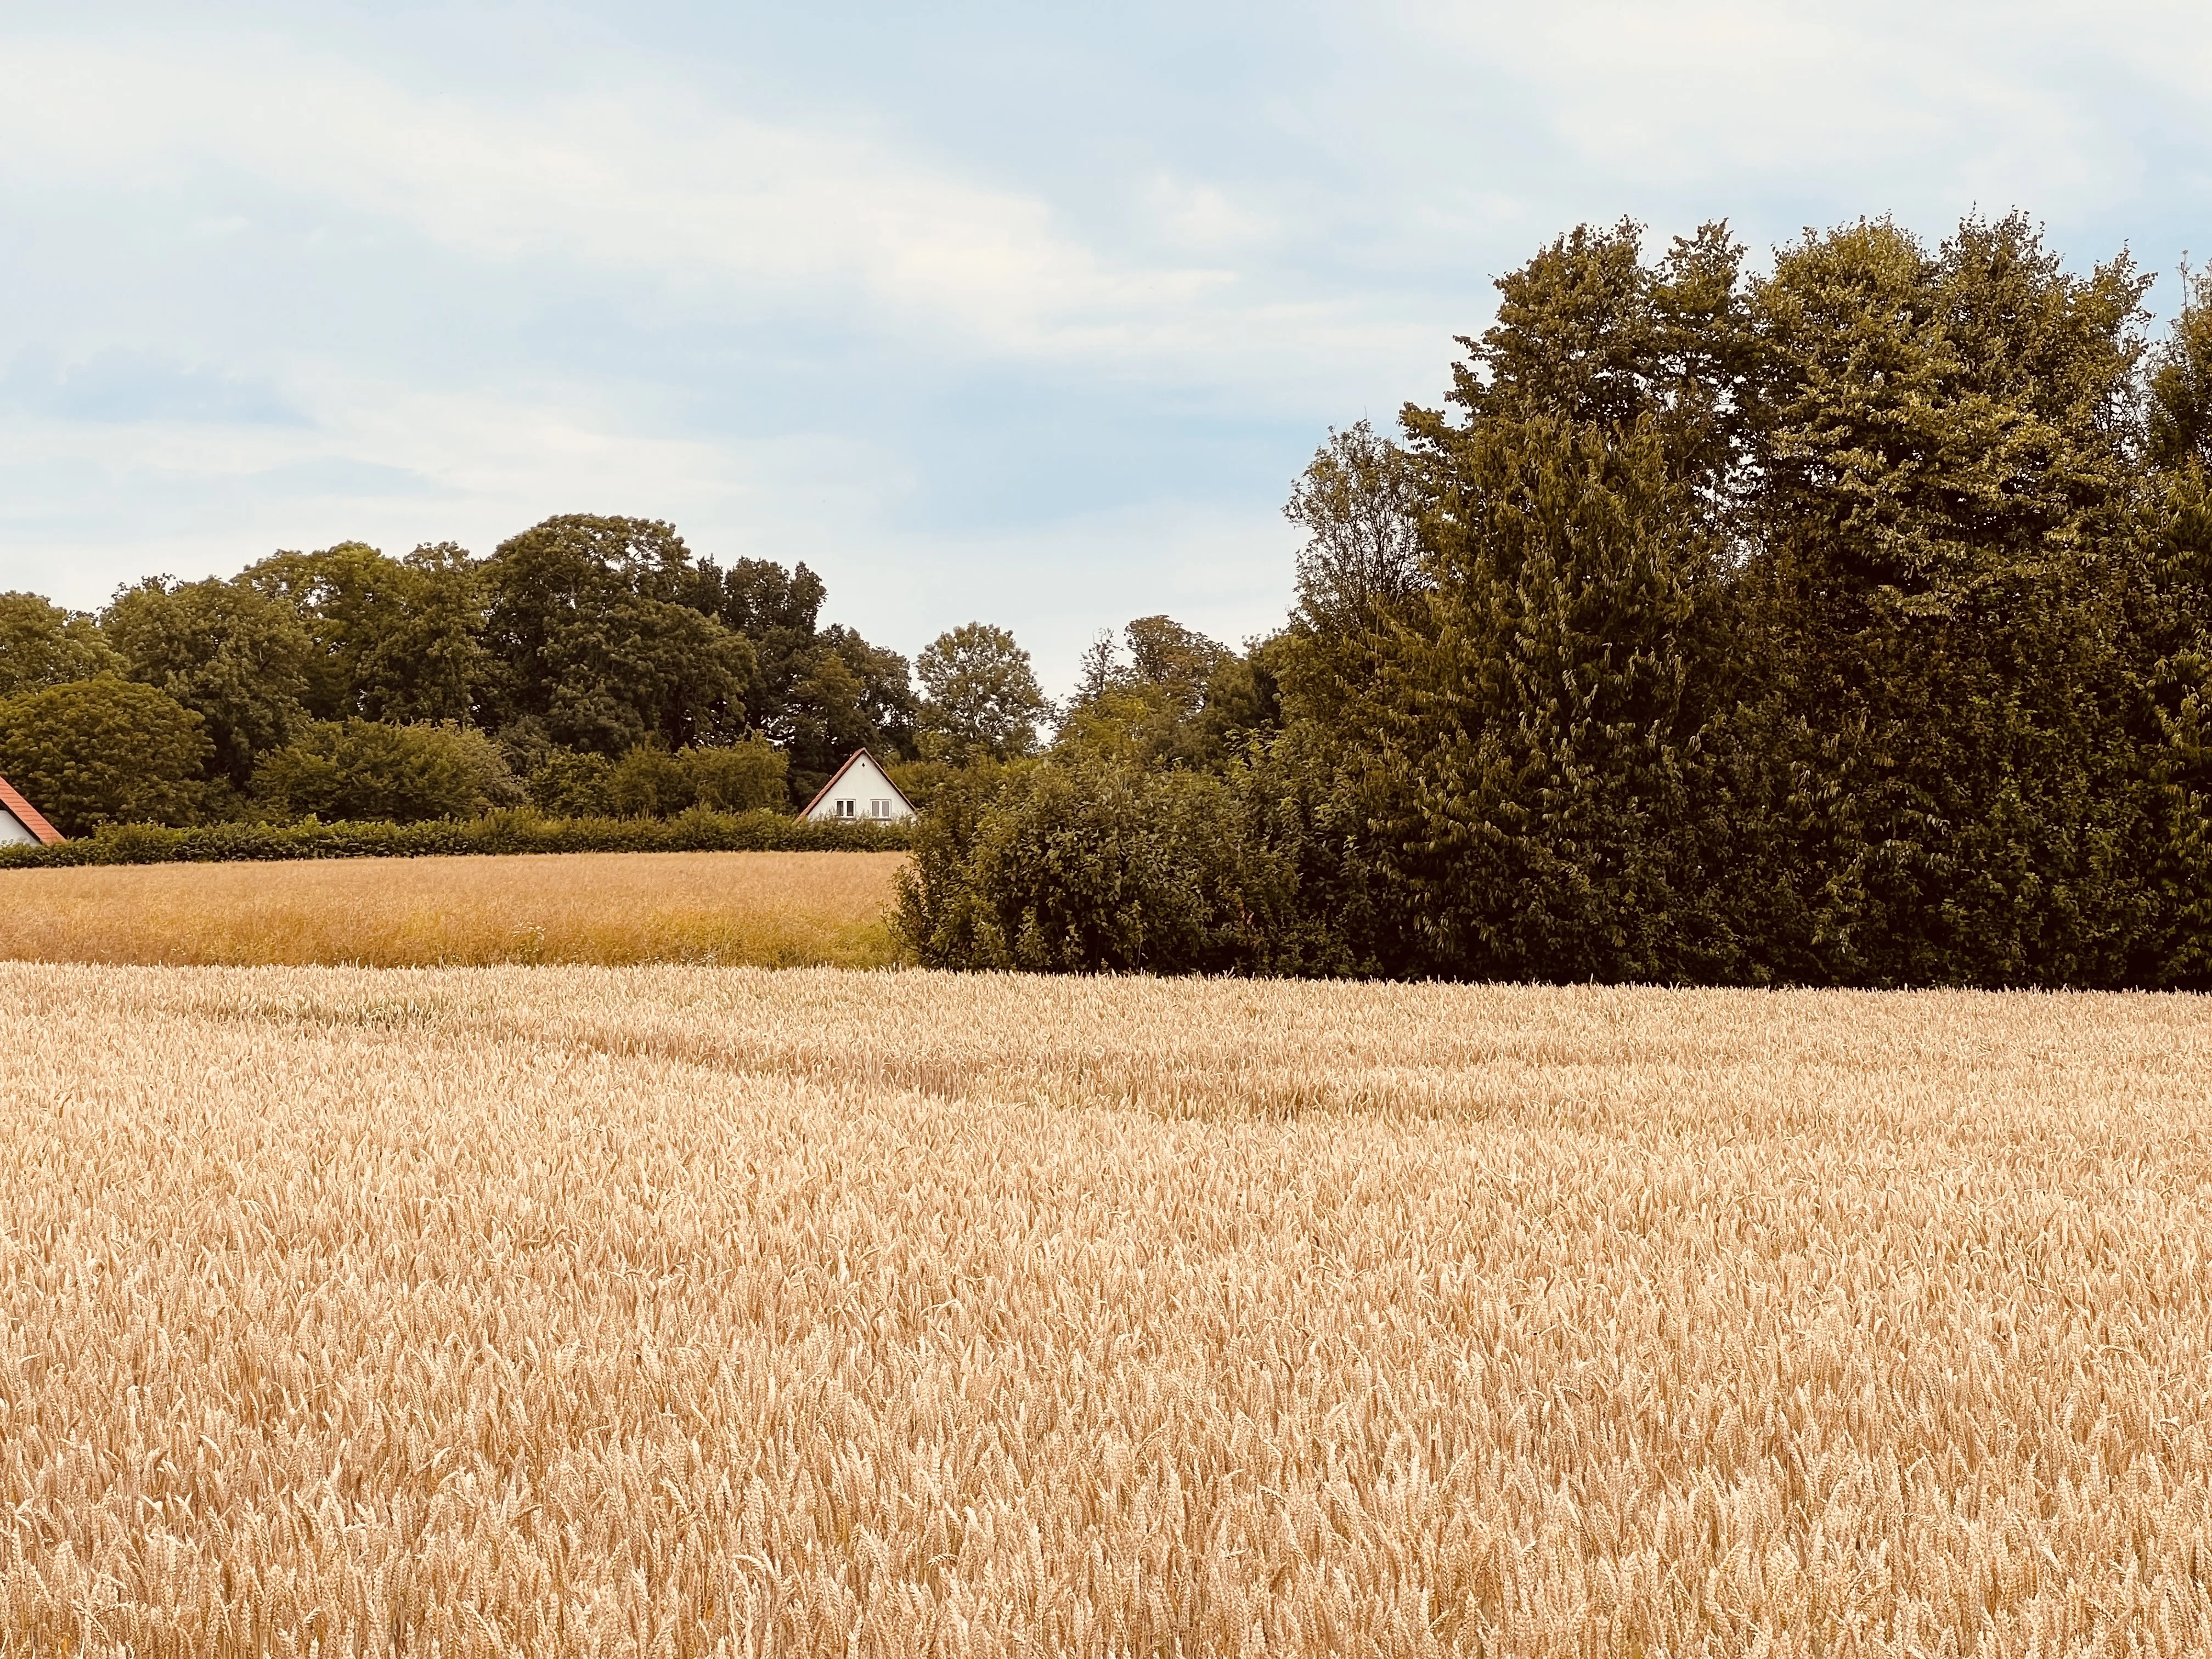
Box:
0;33;1327;373
5;1;2211;669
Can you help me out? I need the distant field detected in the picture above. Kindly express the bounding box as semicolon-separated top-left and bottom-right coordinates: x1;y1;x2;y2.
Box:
0;849;906;967
4;967;2211;1654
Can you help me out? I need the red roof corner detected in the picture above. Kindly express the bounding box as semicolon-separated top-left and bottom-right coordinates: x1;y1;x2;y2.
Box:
0;774;64;845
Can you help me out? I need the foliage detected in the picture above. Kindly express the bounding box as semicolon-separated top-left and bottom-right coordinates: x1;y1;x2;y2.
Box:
681;736;789;812
1053;616;1267;771
102;575;313;787
601;738;791;819
523;748;616;818
0;678;212;836
479;515;757;757
901;210;2212;989
2148;262;2212;475
895;755;1299;973
1368;413;1731;981
0;807;912;869
916;622;1052;761
1720;213;2154;986
245;541;486;723
0;592;122;698
252;720;523;824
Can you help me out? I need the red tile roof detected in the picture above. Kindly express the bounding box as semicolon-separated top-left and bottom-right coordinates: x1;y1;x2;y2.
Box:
0;774;64;845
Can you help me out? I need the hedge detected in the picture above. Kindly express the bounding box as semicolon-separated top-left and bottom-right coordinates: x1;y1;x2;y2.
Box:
0;808;914;870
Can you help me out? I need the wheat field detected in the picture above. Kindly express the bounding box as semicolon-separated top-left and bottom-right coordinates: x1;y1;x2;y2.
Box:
0;851;906;968
3;966;2210;1655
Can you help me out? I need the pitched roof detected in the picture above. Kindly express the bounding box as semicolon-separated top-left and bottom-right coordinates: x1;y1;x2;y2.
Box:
0;774;64;845
800;748;916;819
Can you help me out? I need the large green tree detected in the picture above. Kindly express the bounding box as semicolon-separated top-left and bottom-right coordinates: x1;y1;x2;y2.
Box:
1364;414;1728;980
916;623;1051;762
1729;213;2152;984
479;515;757;757
0;592;122;698
245;541;486;724
103;576;313;788
0;678;211;834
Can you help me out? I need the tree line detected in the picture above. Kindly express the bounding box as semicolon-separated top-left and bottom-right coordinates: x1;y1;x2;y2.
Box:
0;518;1052;833
11;210;2211;988
900;212;2212;989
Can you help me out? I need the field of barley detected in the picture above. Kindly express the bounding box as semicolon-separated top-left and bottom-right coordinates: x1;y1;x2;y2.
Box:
0;850;905;968
4;966;2211;1655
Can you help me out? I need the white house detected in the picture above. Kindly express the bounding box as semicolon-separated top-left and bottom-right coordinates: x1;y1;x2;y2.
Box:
799;749;915;824
0;774;63;847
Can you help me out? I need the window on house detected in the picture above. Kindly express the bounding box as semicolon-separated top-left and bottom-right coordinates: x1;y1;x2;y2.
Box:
871;799;890;819
835;799;855;819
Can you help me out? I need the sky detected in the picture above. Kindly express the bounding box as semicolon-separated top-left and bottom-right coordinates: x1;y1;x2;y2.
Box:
4;2;2211;695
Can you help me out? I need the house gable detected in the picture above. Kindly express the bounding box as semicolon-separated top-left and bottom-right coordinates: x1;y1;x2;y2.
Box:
800;749;916;823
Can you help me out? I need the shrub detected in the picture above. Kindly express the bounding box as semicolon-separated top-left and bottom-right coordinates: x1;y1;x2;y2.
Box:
253;721;524;823
895;757;1299;974
0;677;212;836
604;738;791;818
603;745;692;819
0;807;912;868
526;750;614;817
684;737;788;812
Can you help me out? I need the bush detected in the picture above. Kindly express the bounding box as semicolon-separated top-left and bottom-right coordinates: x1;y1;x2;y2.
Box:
253;721;523;823
603;738;790;818
603;746;692;819
0;808;913;869
684;737;788;811
526;750;614;817
0;677;212;836
894;757;1300;974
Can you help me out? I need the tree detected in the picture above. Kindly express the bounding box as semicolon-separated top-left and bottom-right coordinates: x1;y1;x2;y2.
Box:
1364;414;1728;981
0;592;122;698
251;721;522;823
2148;263;2212;475
916;623;1051;762
1284;423;1429;641
245;541;486;724
1729;213;2152;984
479;515;755;756
101;576;313;788
1275;424;1431;731
0;678;211;834
1431;217;1753;500
1053;616;1252;770
774;626;918;807
710;558;829;729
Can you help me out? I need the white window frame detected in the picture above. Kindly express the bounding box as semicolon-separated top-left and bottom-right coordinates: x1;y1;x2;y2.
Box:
835;798;855;819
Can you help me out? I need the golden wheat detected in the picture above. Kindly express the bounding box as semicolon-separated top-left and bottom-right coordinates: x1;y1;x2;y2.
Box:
0;850;905;968
2;967;2210;1655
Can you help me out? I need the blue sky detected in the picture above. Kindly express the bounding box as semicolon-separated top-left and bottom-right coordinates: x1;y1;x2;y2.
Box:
4;2;2210;693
